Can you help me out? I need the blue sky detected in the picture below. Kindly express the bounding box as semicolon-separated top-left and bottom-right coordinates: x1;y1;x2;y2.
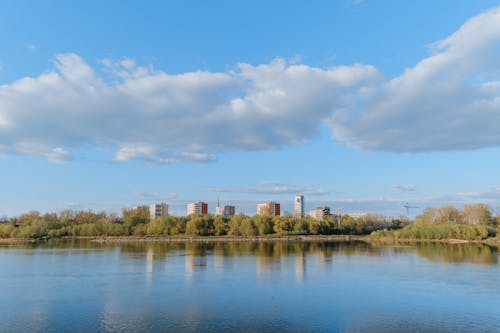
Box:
2;0;500;217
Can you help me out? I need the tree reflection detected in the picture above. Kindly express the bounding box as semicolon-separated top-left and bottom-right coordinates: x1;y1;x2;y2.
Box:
415;243;498;265
8;239;499;266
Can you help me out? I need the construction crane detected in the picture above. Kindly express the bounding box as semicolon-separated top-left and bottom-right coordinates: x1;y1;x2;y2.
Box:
404;202;419;218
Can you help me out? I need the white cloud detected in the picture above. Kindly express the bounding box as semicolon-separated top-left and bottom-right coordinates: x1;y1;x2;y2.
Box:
347;0;365;5
332;6;500;152
0;54;380;162
64;202;82;209
4;6;500;162
131;191;178;201
0;143;72;162
392;185;417;192
208;181;332;196
26;44;37;51
44;147;73;163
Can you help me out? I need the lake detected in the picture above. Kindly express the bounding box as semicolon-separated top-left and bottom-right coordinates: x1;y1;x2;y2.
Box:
0;240;499;332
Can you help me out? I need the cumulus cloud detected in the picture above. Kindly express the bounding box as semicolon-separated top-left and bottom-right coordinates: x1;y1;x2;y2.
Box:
0;54;379;162
332;6;500;151
4;6;500;162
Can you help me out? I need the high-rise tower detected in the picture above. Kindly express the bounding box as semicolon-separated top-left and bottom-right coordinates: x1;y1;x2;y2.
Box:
294;195;304;218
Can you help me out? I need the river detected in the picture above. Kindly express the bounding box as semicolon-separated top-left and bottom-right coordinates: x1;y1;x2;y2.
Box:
0;240;499;332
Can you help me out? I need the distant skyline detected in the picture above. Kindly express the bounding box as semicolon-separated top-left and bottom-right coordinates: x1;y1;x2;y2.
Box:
2;1;500;217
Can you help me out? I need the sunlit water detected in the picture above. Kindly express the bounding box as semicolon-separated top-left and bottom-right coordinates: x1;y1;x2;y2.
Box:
0;240;499;332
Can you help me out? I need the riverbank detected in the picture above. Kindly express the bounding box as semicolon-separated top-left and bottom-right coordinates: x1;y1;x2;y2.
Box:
0;238;37;244
367;236;498;245
87;235;366;243
0;235;367;244
1;234;500;245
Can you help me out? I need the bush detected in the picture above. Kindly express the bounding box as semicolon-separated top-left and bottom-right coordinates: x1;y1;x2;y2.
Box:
371;223;495;241
0;224;15;238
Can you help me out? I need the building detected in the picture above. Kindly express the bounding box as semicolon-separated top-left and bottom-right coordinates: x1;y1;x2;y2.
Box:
256;203;267;216
132;205;150;217
215;205;235;217
256;202;281;216
294;195;304;218
187;202;208;215
308;206;331;220
149;203;168;220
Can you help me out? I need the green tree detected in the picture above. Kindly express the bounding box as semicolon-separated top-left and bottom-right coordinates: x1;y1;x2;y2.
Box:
228;214;246;236
185;215;214;236
253;216;274;235
213;216;228;236
273;216;294;234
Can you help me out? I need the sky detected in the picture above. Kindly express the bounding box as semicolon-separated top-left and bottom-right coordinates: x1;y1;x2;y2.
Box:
2;0;500;217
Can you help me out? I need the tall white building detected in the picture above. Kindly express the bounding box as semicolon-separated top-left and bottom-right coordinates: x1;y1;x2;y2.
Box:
150;203;168;220
294;195;304;218
215;205;235;217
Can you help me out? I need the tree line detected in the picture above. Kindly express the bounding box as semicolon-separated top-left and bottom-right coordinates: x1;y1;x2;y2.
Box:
371;204;499;241
0;209;405;240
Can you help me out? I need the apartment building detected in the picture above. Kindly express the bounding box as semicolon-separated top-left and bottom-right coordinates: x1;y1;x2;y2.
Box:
187;202;208;215
308;206;331;220
150;203;168;220
256;202;281;216
215;205;235;217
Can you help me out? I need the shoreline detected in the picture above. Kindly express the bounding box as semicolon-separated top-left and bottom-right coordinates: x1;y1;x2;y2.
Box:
1;235;499;245
369;236;500;245
0;235;365;244
86;235;366;243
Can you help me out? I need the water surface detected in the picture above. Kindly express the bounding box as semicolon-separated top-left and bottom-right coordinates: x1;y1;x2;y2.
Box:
0;240;499;332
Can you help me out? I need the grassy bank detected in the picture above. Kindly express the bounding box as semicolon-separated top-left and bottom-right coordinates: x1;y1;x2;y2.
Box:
370;222;497;243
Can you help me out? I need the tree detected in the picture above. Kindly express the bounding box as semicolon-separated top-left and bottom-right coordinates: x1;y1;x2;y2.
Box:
253;216;273;235
240;218;258;236
293;219;310;235
146;218;167;236
214;216;228;236
123;214;148;234
434;206;463;224
17;211;42;226
228;215;243;236
463;204;492;225
415;208;437;225
273;216;294;234
185;215;214;236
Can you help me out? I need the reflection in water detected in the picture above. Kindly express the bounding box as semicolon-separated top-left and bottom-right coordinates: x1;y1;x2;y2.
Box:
415;242;499;265
4;239;499;266
185;243;208;285
1;240;500;332
146;246;153;286
295;253;305;283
